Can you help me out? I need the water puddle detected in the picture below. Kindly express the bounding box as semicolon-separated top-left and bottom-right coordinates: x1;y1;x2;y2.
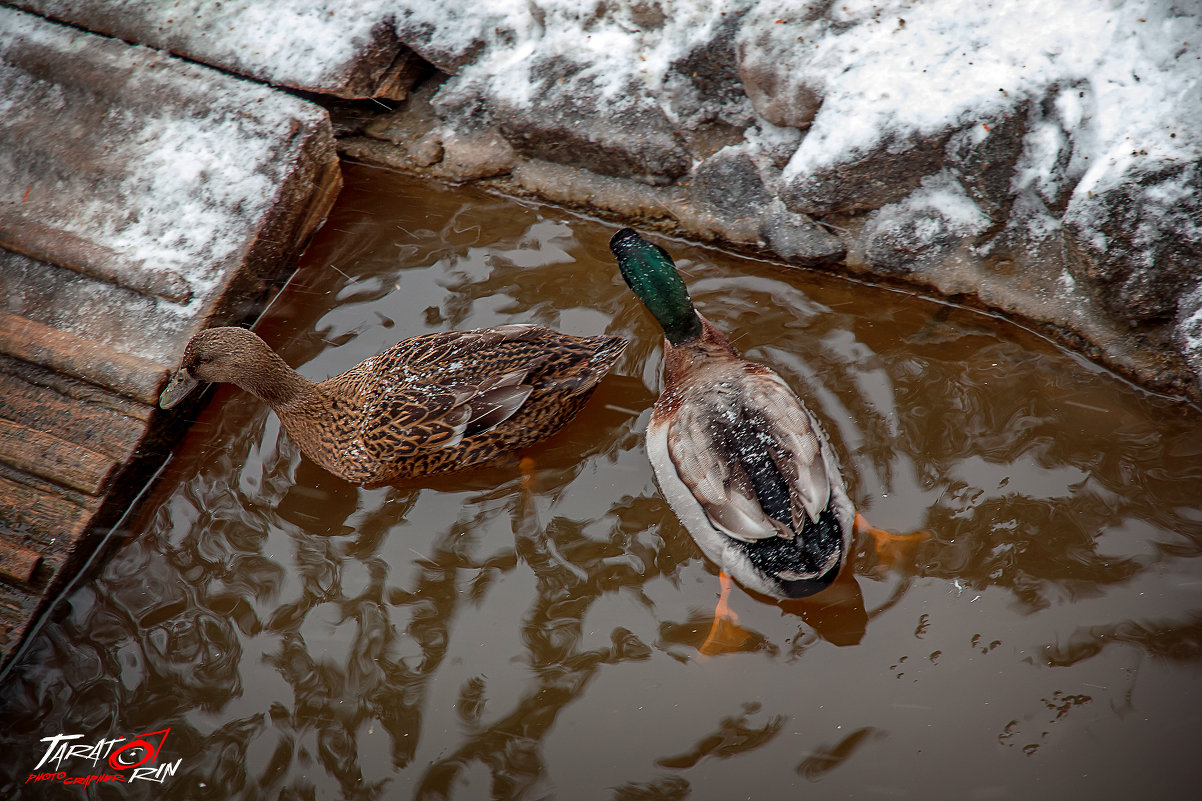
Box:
3;165;1202;798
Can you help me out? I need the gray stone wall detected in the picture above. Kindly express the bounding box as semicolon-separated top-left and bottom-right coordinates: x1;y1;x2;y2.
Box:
340;6;1199;401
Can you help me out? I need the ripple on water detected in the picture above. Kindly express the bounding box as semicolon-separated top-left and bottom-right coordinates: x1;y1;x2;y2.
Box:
3;166;1202;799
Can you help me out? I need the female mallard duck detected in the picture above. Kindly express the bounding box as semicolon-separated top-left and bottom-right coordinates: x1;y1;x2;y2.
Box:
159;325;627;485
610;228;854;602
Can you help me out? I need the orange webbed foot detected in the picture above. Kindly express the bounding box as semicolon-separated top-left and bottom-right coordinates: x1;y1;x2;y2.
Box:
699;572;754;657
519;456;537;493
854;512;928;572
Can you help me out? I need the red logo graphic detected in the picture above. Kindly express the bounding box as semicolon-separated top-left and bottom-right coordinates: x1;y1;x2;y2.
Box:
28;728;182;787
107;729;170;771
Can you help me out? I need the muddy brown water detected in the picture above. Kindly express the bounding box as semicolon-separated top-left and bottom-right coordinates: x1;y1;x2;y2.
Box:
4;165;1202;799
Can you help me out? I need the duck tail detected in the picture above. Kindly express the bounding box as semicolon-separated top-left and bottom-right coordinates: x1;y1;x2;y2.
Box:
609;229;703;345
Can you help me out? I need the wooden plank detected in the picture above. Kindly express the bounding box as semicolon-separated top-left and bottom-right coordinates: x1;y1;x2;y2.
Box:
0;470;96;549
0;418;118;496
0;312;168;405
0;7;342;368
0;249;194;374
0;361;148;457
0;354;154;422
198;122;343;333
0;213;192;303
0;538;42;586
3;16;328;121
9;0;426;99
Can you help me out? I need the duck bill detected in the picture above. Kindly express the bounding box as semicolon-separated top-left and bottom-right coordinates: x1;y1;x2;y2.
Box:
159;370;200;409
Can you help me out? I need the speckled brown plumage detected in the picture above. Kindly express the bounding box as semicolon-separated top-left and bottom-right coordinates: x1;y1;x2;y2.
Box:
159;324;627;484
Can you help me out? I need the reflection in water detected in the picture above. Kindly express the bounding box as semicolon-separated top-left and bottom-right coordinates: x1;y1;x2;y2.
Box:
655;702;785;769
3;167;1202;799
795;725;886;781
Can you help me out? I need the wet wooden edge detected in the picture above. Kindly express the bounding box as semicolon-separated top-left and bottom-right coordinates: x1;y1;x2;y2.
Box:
0;312;170;406
0;21;344;667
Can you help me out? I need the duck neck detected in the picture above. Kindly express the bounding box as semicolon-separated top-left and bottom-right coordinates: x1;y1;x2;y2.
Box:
641;284;703;347
653;303;703;347
232;343;319;411
663;315;741;385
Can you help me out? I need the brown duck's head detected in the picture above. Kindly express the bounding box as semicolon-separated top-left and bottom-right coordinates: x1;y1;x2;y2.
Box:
159;327;280;409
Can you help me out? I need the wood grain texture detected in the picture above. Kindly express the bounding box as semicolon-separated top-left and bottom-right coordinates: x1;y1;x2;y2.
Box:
0;418;118;496
0;313;169;405
0;8;343;665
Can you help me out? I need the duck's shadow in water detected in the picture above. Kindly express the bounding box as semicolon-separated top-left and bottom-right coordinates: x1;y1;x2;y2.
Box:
664;519;934;659
656;562;870;660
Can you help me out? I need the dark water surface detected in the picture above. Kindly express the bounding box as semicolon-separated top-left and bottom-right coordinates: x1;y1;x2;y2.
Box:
4;165;1202;799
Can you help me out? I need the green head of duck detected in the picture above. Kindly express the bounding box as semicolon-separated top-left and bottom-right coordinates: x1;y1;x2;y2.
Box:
609;228;703;346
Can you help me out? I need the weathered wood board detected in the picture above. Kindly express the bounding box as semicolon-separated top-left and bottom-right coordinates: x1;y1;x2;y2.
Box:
8;0;426;99
0;7;342;664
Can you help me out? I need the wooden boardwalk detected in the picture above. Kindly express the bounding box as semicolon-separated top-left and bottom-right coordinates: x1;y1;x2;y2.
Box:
0;8;343;664
10;0;425;99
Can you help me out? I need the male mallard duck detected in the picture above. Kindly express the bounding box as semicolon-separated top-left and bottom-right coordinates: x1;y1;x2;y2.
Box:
610;228;854;603
159;325;627;485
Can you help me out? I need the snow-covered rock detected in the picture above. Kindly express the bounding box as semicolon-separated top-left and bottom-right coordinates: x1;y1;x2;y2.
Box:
861;171;991;275
1065;163;1202;325
1177;283;1202;382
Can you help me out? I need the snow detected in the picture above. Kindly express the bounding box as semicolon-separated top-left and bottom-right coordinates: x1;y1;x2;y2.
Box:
903;171;991;237
22;0;385;88
1011;116;1070;209
18;1;1196;217
0;6;329;314
5;0;1198;380
770;0;1199;191
397;0;737;115
196;1;380;87
438;1;1192;199
89;112;281;305
1177;283;1202;373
